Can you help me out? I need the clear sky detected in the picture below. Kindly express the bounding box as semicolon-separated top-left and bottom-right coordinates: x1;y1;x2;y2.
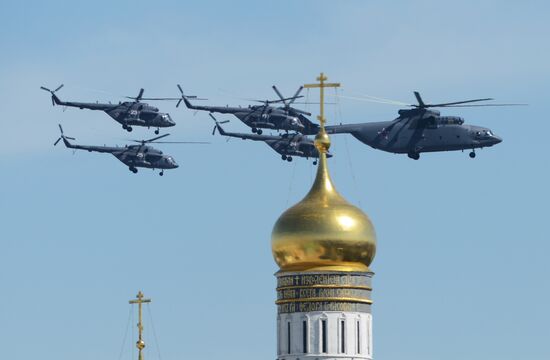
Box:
1;1;549;360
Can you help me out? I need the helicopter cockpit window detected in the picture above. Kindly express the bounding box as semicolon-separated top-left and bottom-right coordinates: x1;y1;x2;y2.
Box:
426;117;437;129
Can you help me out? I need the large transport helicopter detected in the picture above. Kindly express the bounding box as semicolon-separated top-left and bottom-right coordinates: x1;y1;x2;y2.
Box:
326;92;512;160
54;124;206;175
210;114;327;164
41;85;198;134
178;84;320;135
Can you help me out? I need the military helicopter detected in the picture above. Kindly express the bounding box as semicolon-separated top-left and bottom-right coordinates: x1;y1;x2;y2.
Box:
41;85;197;134
178;84;320;135
54;124;206;175
325;92;516;160
209;114;327;164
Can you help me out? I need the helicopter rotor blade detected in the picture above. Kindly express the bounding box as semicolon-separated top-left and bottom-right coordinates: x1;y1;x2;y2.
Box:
139;97;180;100
288;86;304;105
136;88;144;102
129;134;170;144
439;103;528;108
58;124;64;134
54;138;61;146
152;141;210;144
209;113;219;135
41;84;64;94
144;133;170;143
251;95;304;105
414;92;426;108
425;98;495;108
272;85;288;107
208;113;229;124
290;108;312;116
208;113;218;122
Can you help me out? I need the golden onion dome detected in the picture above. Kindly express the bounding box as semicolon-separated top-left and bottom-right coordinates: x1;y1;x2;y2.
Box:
271;130;376;272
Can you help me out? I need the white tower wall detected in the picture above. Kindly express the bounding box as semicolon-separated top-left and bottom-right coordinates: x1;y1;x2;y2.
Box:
277;311;372;360
275;272;374;360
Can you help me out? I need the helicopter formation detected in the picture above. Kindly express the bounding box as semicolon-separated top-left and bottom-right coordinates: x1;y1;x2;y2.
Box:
43;82;517;175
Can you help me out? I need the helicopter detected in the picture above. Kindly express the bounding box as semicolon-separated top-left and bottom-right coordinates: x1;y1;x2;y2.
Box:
54;124;206;175
41;85;195;134
209;114;327;164
325;92;513;160
178;84;320;135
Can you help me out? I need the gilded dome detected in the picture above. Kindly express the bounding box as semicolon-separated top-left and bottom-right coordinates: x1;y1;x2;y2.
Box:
271;131;376;272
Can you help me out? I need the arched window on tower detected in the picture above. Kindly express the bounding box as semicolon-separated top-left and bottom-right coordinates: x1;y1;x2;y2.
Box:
302;319;308;353
340;319;346;353
287;321;292;354
277;317;282;355
321;319;328;353
356;320;361;354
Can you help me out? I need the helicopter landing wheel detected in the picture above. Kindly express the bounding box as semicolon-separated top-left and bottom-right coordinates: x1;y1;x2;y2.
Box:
155;129;160;135
313;160;318;165
159;171;164;176
281;154;287;161
126;126;133;132
287;156;293;162
469;151;476;158
252;128;257;133
408;152;420;160
129;167;138;174
257;129;263;135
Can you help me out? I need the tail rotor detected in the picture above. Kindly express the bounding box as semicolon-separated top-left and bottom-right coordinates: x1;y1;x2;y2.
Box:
54;124;75;146
176;84;204;108
208;113;229;135
40;84;64;106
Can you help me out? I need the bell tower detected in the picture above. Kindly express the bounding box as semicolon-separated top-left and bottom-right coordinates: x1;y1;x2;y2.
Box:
271;74;377;360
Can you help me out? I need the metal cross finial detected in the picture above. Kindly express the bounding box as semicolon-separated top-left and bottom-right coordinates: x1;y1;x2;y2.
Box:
129;291;151;360
304;72;340;130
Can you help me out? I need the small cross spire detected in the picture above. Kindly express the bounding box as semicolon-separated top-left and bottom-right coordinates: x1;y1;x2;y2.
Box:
304;72;340;130
129;291;151;360
304;73;341;153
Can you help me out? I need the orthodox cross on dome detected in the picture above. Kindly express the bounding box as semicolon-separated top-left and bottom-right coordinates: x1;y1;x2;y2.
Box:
304;72;340;130
129;291;151;360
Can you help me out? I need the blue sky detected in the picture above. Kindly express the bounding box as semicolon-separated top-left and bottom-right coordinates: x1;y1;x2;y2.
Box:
1;1;549;360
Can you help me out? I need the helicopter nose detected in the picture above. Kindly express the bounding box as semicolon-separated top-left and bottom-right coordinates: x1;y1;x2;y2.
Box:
491;135;503;145
172;160;179;168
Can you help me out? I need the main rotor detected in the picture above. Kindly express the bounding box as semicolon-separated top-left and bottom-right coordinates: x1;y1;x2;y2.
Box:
129;133;209;146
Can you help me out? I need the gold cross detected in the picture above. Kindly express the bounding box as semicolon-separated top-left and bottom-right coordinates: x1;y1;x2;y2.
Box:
304;72;340;130
129;291;151;360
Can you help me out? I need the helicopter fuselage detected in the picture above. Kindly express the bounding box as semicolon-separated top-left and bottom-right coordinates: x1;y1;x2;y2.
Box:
50;94;175;130
61;140;179;171
326;110;502;158
183;98;318;134
105;102;175;128
265;137;326;159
